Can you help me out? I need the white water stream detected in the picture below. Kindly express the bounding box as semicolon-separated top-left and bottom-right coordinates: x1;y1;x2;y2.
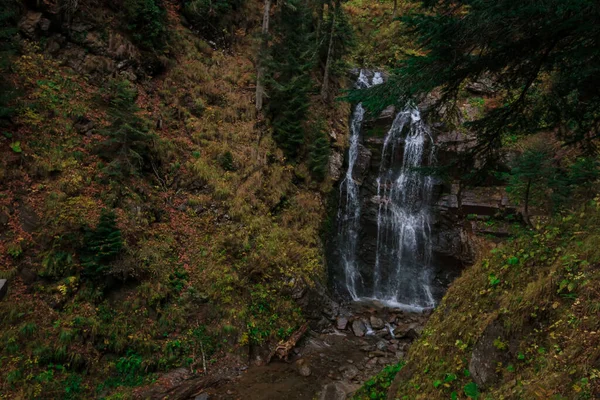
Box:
337;72;436;310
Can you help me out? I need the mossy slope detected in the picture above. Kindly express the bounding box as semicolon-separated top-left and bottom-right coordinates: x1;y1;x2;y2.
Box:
371;202;600;400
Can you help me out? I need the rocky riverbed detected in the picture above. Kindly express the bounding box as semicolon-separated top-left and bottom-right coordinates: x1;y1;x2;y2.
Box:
195;301;431;400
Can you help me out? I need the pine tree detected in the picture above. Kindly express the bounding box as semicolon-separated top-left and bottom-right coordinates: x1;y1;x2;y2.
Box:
320;0;354;101
353;0;600;159
308;121;331;181
505;144;556;226
81;210;124;279
124;0;168;50
266;0;316;159
98;80;155;178
0;0;20;126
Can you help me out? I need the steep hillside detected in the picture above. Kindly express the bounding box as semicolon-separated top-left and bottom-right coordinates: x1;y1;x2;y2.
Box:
0;1;349;398
349;203;600;400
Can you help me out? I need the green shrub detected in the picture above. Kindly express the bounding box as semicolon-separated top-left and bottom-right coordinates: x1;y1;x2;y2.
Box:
353;363;405;399
217;151;235;171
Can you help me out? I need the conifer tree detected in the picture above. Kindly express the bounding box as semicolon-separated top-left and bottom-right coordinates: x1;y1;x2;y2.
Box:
98;80;155;177
353;0;600;160
266;0;316;159
320;0;354;101
81;210;124;280
308;121;331;181
0;0;20;126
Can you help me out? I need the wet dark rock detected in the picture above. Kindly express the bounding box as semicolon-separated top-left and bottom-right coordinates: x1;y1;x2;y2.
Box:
352;144;371;184
195;394;209;400
0;279;7;301
39;18;51;32
295;280;340;331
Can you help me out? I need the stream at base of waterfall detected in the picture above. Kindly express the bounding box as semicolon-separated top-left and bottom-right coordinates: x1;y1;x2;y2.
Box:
337;70;436;311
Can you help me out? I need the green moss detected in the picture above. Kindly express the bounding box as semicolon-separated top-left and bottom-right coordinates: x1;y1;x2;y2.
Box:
383;199;600;399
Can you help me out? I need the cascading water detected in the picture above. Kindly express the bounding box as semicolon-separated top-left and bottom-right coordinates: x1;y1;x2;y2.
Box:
372;107;436;309
337;70;382;300
336;71;437;311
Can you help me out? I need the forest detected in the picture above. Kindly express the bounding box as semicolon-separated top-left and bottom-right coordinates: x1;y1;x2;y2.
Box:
0;0;599;399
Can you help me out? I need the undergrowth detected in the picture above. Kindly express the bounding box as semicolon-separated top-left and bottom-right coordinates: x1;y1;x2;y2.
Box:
0;0;348;397
377;199;600;399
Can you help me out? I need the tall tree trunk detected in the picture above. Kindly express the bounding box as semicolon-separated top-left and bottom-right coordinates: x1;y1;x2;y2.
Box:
523;178;533;227
316;0;325;44
392;0;398;18
255;0;271;112
321;3;337;102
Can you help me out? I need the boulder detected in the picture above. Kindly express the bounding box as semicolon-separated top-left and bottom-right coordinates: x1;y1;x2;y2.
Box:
18;12;43;38
340;364;359;380
393;323;422;339
329;152;343;182
375;340;388;352
465;78;496;95
336;316;349;331
0;279;7;301
369;315;385;330
351;319;366;337
469;321;514;388
296;359;312;377
319;382;360;400
352;144;372;184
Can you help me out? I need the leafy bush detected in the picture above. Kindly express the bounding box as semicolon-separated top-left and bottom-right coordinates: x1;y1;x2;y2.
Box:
353;363;404;399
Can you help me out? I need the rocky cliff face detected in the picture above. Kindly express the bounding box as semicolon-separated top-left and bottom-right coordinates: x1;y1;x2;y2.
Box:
328;78;515;304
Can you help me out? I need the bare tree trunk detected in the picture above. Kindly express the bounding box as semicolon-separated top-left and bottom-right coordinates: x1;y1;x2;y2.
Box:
321;4;337;102
316;0;325;44
523;178;533;227
255;0;271;112
393;0;398;18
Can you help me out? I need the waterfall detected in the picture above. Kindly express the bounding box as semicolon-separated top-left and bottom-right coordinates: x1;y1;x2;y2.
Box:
338;70;382;300
336;72;436;311
372;107;436;309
